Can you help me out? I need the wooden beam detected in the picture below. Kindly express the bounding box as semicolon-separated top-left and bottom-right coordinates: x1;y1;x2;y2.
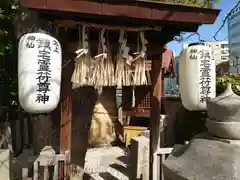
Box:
20;0;219;25
39;11;199;33
20;0;46;9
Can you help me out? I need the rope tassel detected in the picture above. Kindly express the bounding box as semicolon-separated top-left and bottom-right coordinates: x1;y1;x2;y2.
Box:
91;28;115;87
132;31;149;86
115;30;133;87
71;25;91;88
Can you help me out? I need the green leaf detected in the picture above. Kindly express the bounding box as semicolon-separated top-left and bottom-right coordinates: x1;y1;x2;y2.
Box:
217;75;240;96
0;0;19;110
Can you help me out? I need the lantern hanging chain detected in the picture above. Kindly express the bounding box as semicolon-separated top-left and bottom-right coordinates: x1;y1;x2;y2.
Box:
48;21;58;35
29;20;58;34
62;59;72;68
55;23;59;37
62;24;78;70
29;23;38;33
30;20;72;69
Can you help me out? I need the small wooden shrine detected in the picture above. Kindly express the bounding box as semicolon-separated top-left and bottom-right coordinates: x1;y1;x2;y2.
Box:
19;0;219;178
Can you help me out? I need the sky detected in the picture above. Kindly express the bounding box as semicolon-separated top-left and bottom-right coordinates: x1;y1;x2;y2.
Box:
168;0;239;56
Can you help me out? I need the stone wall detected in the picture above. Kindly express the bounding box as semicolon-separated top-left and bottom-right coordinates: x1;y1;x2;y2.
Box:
162;96;206;146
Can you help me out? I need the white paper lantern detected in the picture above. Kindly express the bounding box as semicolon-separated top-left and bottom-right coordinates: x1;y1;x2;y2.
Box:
179;43;216;111
18;32;62;113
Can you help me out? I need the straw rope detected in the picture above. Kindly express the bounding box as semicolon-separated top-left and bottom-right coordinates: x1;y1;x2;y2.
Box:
55;20;162;32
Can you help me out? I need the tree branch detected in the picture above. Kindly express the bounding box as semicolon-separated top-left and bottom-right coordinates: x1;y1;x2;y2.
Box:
214;0;240;41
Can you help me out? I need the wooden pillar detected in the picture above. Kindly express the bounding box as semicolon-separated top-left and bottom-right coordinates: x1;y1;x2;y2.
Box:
60;70;72;154
149;49;163;180
59;28;73;153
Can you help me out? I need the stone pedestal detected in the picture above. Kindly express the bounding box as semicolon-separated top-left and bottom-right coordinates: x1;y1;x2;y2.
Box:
195;132;240;146
129;136;149;180
163;137;240;180
206;84;240;140
163;84;240;180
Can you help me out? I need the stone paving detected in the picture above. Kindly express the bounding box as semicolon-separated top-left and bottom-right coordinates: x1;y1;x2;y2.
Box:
84;147;129;180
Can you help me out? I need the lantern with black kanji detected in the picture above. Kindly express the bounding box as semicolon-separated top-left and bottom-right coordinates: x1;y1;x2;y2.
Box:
18;32;62;113
179;43;216;111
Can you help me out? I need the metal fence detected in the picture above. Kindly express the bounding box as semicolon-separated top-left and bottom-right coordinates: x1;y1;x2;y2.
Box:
155;147;173;180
